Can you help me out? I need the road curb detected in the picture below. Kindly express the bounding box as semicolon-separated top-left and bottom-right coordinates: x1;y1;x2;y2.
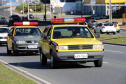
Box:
0;60;51;84
103;42;126;46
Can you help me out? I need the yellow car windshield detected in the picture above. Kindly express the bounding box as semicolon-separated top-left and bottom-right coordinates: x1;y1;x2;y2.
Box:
15;28;41;36
53;27;94;39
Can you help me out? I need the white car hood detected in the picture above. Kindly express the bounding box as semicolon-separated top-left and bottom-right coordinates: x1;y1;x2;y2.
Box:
0;33;8;37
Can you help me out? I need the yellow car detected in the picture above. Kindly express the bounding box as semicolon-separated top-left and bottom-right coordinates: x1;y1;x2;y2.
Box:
39;18;104;68
7;22;42;55
109;21;120;33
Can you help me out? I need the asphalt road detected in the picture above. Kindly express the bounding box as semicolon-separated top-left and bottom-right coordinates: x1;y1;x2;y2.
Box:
0;44;126;84
0;7;11;17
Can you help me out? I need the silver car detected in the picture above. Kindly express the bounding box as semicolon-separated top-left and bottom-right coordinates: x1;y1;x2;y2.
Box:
7;26;42;55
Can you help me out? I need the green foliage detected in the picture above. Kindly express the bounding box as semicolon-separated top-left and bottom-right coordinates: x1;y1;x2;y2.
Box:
39;2;43;12
15;2;43;13
97;34;126;44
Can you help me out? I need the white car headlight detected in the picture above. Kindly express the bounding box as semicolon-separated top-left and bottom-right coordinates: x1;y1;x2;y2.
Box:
56;46;68;50
16;41;25;44
93;44;104;49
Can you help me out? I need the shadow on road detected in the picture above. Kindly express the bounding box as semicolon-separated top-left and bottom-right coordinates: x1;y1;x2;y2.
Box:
9;61;94;69
0;52;39;57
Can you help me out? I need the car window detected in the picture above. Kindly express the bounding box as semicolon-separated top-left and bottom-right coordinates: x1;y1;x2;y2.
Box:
53;27;94;39
104;23;113;26
43;28;49;33
8;28;14;36
15;28;41;36
112;22;117;27
47;28;52;36
0;28;9;33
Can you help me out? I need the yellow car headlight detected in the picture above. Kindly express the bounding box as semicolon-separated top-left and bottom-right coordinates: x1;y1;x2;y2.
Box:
56;46;68;50
16;41;25;44
93;44;104;49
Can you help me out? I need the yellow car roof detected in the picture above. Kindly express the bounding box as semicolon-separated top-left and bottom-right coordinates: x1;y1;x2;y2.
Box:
52;25;87;27
15;26;38;28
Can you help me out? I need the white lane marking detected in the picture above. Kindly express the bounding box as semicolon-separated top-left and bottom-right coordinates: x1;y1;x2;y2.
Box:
0;59;52;84
103;62;108;64
105;50;125;54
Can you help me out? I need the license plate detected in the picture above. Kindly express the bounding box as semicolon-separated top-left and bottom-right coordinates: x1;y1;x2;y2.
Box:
74;54;88;59
28;45;37;48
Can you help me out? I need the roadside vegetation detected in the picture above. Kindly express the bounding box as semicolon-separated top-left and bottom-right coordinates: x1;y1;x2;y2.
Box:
15;2;44;13
0;63;37;84
97;34;126;44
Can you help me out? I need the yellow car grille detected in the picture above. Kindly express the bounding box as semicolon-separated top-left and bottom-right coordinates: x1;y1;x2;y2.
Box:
68;45;93;50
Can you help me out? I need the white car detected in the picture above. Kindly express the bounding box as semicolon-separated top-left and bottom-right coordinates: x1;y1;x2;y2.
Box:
94;22;116;35
0;27;9;44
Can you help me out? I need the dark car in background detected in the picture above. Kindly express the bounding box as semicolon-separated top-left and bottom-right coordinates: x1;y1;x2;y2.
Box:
9;15;20;25
88;19;98;29
0;17;7;24
20;16;28;21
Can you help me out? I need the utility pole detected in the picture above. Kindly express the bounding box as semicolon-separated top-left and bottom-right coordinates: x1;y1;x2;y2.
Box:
23;0;24;15
10;0;12;16
35;1;37;20
45;0;46;22
109;0;112;21
28;0;29;20
91;0;93;15
81;0;83;18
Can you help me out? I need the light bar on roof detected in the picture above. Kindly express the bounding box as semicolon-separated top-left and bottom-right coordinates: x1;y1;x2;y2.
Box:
51;18;86;23
14;22;38;26
51;18;64;23
0;25;8;27
64;18;74;23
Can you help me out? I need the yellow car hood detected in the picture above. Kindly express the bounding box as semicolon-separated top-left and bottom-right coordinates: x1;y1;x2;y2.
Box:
52;38;102;45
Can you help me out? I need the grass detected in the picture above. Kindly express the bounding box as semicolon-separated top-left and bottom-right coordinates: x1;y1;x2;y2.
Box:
97;34;126;44
0;63;37;84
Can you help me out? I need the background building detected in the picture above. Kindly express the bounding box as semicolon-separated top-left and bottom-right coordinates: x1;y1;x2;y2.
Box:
84;0;126;16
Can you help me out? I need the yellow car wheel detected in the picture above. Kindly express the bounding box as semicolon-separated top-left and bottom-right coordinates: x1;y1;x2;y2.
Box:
40;50;47;65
